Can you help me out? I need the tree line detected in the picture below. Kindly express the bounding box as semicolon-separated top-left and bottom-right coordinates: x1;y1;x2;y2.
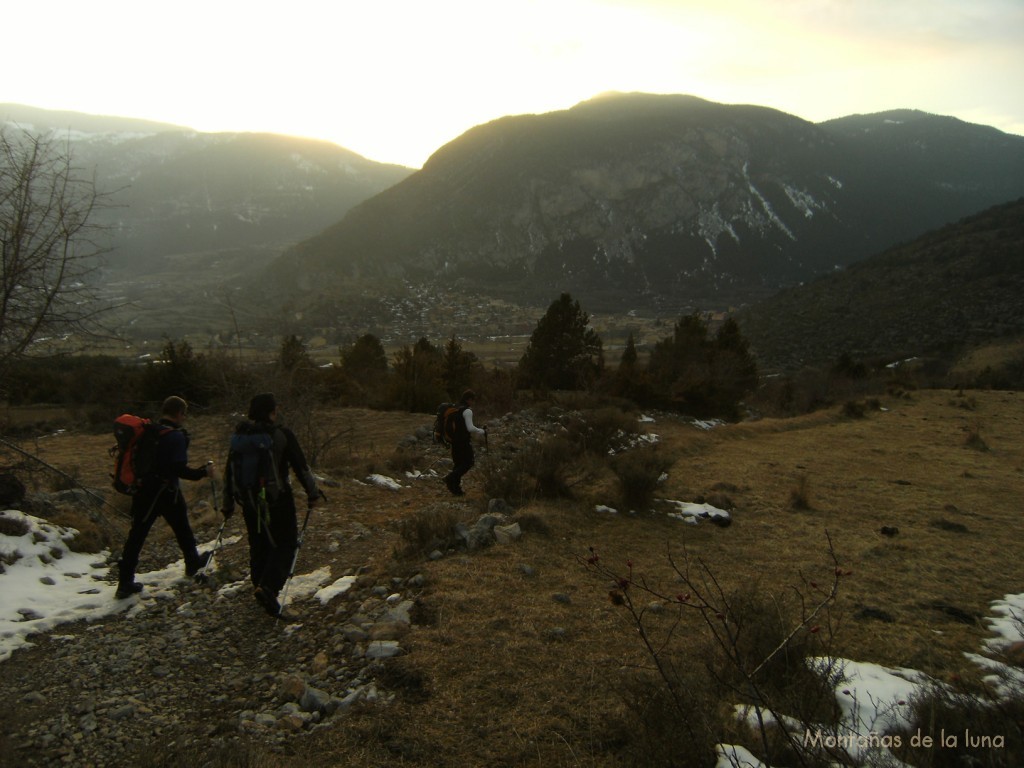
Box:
2;292;758;427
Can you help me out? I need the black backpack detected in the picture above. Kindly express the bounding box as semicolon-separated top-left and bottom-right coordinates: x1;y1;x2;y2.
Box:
110;414;173;495
227;422;281;506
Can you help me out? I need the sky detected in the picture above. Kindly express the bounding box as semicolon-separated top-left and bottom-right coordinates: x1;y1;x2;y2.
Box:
2;0;1022;168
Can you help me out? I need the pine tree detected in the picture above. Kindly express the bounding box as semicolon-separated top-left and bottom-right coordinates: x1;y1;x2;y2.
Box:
389;337;445;412
620;332;638;371
613;331;645;401
339;334;389;407
643;313;758;418
518;293;603;391
442;334;479;399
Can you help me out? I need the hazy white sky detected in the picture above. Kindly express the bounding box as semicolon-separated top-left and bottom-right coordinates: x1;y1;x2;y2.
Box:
3;0;1022;168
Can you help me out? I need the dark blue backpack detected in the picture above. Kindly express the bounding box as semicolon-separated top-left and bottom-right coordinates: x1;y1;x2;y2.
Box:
228;422;280;506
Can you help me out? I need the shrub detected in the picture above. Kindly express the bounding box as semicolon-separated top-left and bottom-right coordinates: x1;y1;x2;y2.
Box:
900;678;1024;766
512;512;552;537
394;506;460;560
790;475;812;510
0;513;30;538
610;447;672;510
583;539;847;768
564;406;640;455
481;436;578;506
841;400;867;419
614;666;720;767
387;446;422;474
964;422;989;451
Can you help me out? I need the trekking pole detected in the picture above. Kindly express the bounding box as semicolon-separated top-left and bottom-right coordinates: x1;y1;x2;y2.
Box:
195;474;226;581
277;489;328;616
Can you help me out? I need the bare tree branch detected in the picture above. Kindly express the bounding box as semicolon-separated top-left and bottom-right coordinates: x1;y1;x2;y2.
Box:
0;127;116;374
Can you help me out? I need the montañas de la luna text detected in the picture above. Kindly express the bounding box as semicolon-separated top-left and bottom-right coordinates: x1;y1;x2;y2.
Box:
803;729;1005;750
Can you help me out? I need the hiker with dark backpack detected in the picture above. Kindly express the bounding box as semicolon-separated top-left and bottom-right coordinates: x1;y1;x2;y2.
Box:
442;389;487;496
220;393;320;619
114;396;218;600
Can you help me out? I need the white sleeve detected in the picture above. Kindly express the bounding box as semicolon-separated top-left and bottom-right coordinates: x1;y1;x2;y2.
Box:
463;408;486;435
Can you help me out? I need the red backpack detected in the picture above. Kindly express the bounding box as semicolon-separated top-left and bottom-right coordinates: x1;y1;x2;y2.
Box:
110;414;172;495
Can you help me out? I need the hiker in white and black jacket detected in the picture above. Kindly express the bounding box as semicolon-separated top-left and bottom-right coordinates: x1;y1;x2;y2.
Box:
220;393;320;619
444;389;487;496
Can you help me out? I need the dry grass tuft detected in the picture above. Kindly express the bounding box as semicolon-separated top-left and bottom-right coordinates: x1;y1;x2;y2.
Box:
394;505;461;560
963;421;990;451
0;513;30;538
789;474;813;510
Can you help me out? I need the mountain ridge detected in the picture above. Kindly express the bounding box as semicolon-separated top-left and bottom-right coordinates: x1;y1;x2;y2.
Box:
272;93;1024;314
737;196;1024;372
1;103;415;277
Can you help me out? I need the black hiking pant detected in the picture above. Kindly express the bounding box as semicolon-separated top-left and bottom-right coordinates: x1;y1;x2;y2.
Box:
446;440;475;492
118;485;201;585
241;487;298;597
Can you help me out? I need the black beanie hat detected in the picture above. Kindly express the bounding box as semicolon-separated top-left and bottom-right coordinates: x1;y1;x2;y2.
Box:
248;393;277;421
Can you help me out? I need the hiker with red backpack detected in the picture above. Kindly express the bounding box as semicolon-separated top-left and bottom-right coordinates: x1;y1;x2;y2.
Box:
114;396;218;600
443;389;487;496
220;393;321;619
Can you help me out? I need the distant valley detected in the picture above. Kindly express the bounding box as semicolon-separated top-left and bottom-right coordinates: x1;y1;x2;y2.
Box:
3;96;1023;373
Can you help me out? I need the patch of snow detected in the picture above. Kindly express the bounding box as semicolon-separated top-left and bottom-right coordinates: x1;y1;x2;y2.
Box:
715;743;771;768
697;202;741;255
0;509;235;662
691;418;725;430
662;500;731;525
364;474;403;491
314;575;357;604
280;566;332;606
782;184;827;219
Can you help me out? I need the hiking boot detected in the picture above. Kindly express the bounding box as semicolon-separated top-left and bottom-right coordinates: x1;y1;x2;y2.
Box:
185;551;213;577
254;586;281;616
115;581;143;600
255;587;298;620
275;606;299;622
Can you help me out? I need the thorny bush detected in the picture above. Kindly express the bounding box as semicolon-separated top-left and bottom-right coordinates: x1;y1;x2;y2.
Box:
581;533;857;768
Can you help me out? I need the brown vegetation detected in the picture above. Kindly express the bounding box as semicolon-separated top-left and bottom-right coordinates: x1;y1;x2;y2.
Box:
3;388;1024;766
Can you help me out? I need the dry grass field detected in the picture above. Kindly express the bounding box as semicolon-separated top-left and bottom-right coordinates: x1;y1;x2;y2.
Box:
6;387;1024;766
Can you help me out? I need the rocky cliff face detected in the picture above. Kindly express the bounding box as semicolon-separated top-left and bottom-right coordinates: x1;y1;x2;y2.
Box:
279;94;1024;313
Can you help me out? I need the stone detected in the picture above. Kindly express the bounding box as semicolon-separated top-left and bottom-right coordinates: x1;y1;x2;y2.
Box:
369;621;408;641
278;674;306;702
493;523;521;545
385;599;415;625
488;498;511;515
108;704;136;721
365;640;403;659
341;624;369;643
299;686;331;714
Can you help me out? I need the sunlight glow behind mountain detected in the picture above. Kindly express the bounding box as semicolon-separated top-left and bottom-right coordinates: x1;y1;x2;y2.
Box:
3;0;1022;167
